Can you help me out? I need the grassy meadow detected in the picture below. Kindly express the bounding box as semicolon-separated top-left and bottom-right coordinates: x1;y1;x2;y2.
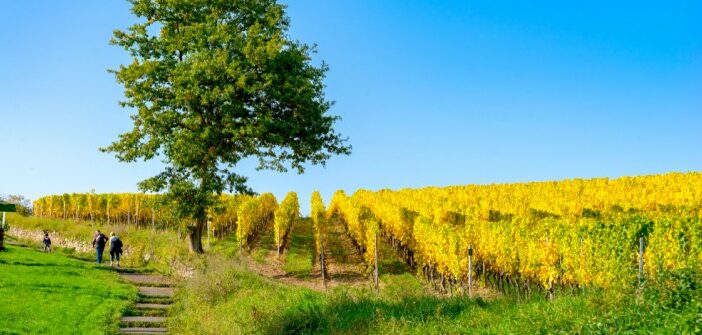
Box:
0;244;136;334
168;251;702;334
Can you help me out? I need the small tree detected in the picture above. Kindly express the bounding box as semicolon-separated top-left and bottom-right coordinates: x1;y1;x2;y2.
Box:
103;0;350;253
1;194;32;216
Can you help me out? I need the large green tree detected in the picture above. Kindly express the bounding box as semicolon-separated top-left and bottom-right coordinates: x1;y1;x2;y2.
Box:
103;0;350;253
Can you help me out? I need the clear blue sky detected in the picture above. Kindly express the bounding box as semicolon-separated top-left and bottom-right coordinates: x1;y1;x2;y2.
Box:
1;1;700;213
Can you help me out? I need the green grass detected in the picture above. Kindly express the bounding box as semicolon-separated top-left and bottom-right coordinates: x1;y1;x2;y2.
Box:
0;245;137;335
251;226;276;264
169;254;702;334
168;219;702;335
282;219;315;277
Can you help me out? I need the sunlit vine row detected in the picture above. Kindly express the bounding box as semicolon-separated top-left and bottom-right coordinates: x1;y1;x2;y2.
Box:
274;192;300;254
236;193;278;250
330;172;702;290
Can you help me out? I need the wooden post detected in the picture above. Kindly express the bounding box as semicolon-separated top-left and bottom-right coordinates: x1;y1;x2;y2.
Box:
320;250;327;288
374;231;379;292
580;237;585;294
468;244;473;298
207;220;211;250
638;236;644;285
546;236;554;300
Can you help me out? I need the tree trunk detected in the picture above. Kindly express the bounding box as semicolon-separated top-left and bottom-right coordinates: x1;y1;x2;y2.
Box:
188;220;205;254
135;201;140;227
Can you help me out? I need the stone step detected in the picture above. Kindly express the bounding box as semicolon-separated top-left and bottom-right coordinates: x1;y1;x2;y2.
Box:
138;287;174;297
134;303;171;309
121;273;175;287
120;316;167;323
118;327;167;334
124;308;167;317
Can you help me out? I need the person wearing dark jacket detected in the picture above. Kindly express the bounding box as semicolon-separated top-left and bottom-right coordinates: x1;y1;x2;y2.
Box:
92;230;108;264
42;232;51;252
109;232;123;267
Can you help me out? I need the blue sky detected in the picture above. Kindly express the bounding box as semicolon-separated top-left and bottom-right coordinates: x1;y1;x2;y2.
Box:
0;1;700;213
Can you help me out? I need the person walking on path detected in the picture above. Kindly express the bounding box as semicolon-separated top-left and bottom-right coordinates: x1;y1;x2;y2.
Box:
109;232;123;267
92;230;108;264
42;232;51;252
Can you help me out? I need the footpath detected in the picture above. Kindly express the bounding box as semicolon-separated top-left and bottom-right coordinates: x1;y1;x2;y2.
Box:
117;272;176;334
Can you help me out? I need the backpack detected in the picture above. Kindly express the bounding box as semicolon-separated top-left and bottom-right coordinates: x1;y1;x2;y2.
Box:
96;234;107;248
112;237;123;252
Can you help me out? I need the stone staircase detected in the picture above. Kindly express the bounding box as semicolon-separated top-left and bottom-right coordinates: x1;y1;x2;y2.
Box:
118;273;176;334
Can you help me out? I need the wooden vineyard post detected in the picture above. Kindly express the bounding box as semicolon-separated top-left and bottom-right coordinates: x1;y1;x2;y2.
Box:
374;231;380;292
547;236;554;300
320;248;327;288
580;237;585;295
468;244;473;298
638;236;644;285
207;220;211;250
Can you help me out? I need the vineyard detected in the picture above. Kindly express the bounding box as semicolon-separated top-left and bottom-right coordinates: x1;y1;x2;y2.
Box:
31;172;702;296
325;172;702;296
14;172;702;333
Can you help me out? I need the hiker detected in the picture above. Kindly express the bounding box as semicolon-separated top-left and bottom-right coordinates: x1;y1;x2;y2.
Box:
92;230;108;264
42;232;51;252
109;232;123;267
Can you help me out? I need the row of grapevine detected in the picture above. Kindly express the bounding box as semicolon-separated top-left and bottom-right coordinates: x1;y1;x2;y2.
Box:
33;193;168;227
236;193;278;250
33;193;276;241
329;172;702;292
274;192;300;257
208;194;253;237
310;191;327;262
327;191;379;271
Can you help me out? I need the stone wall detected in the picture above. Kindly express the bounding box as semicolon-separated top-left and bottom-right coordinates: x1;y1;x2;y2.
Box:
7;226;193;278
8;227;94;253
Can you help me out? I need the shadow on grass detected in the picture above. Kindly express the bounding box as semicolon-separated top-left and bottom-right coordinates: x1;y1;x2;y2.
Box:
267;293;494;335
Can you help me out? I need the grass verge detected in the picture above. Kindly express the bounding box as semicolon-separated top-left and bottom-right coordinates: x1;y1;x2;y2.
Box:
0;245;137;334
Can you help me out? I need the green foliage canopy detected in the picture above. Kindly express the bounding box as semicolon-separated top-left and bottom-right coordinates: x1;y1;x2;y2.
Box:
102;0;350;251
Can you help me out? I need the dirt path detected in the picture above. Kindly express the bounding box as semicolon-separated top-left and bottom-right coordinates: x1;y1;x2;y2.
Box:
242;218;369;291
321;218;367;285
